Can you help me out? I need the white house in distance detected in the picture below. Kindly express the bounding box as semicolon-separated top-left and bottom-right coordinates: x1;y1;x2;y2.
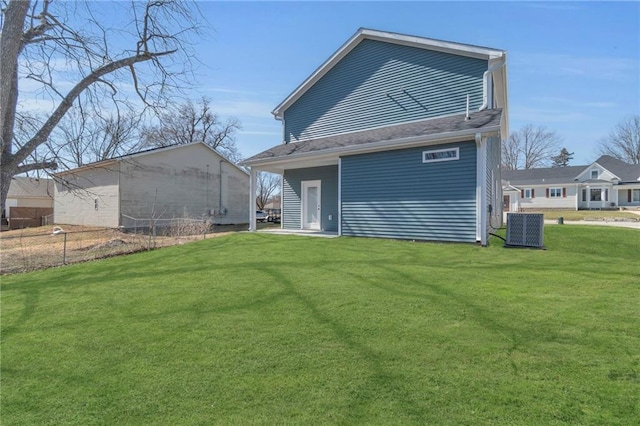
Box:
54;142;249;228
502;155;640;211
4;176;54;214
2;177;54;230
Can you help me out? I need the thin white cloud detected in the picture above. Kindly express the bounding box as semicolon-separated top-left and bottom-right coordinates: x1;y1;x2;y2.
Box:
238;130;281;136
530;96;617;109
513;53;638;82
510;107;589;123
523;3;583;11
214;99;275;118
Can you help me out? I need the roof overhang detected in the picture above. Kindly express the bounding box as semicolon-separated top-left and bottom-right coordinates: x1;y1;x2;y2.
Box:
272;28;507;119
54;142;249;177
242;126;500;174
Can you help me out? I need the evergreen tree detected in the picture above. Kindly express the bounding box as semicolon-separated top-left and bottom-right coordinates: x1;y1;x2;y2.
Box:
551;147;574;167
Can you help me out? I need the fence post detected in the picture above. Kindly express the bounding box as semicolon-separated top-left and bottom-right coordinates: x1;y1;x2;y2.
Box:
63;232;67;265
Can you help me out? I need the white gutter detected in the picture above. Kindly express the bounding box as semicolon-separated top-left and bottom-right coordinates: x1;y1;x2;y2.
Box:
242;125;501;168
479;57;506;111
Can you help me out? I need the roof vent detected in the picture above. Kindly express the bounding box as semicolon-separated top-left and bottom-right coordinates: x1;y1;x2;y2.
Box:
505;213;545;249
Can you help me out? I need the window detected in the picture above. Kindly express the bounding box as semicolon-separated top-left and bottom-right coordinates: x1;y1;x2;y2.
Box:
550;188;562;198
633;189;640;202
524;188;533;199
590;188;602;202
582;189;587;202
591;170;599;179
422;147;459;163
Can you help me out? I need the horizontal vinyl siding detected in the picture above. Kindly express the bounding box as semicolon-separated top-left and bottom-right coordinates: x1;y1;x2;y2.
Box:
284;39;487;142
282;166;339;231
341;142;477;242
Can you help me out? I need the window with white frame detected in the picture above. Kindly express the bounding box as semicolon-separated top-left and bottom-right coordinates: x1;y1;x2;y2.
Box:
422;147;459;163
550;188;562;198
524;188;533;199
633;189;640;202
591;170;599;179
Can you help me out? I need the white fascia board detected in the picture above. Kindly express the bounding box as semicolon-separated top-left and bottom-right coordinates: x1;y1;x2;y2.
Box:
272;28;505;118
492;58;509;137
54;159;119;177
362;29;504;60
243;126;500;172
573;161;619;182
592;161;621;181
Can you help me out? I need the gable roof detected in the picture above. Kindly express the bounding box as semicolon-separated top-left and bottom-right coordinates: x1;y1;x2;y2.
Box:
594;155;640;182
243;109;502;166
54;142;248;177
502;155;640;185
271;28;507;119
502;165;586;185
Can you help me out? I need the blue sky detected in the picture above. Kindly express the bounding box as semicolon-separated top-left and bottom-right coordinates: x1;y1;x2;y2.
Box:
186;1;639;165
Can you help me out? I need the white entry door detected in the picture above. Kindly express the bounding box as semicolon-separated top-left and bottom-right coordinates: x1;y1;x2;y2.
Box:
301;180;321;230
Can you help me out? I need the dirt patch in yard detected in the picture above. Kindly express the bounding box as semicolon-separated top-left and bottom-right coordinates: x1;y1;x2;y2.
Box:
0;224;253;275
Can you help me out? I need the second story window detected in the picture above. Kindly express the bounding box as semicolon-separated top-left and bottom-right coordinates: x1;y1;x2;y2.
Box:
591;170;599;179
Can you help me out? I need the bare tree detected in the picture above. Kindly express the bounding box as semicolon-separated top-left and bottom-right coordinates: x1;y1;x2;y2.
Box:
139;97;241;162
1;0;201;214
256;172;281;210
598;115;640;164
45;107;142;169
502;124;562;170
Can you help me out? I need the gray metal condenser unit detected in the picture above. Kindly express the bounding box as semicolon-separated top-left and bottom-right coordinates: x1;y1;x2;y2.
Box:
505;213;545;248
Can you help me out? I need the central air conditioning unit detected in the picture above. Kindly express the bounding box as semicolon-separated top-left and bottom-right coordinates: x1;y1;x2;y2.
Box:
505;213;545;249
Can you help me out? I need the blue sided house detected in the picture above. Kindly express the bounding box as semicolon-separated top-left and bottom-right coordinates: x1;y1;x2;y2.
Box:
242;28;509;245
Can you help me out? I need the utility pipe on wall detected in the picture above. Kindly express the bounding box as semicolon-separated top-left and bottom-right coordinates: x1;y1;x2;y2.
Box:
479;57;506;111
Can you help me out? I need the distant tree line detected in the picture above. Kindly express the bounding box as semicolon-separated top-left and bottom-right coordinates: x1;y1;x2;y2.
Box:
502;115;640;170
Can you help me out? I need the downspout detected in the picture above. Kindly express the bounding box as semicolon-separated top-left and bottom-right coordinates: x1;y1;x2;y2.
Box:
249;167;257;231
475;132;487;246
479;57;506;111
274;113;286;144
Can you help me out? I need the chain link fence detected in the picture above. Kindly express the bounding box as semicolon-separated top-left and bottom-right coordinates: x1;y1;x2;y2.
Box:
1;218;250;275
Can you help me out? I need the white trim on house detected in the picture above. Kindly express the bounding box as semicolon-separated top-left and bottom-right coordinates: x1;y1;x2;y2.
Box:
301;180;322;230
422;147;460;163
249;167;257;231
338;157;342;236
475;133;487;246
243;126;500;174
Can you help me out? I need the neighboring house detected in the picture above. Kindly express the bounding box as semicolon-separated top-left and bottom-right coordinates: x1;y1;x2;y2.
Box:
241;28;508;245
54;142;249;228
502;155;640;211
2;177;54;230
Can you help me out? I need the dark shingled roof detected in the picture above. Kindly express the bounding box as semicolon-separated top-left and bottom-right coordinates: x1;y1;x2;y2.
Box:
502;165;586;185
244;109;502;163
595;155;640;182
502;155;640;185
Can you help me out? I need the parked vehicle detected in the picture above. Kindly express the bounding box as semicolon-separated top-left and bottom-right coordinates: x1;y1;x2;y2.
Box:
256;210;269;222
266;208;281;223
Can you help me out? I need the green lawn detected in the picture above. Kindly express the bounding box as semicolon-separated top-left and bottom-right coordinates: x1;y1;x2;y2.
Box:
2;227;639;424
